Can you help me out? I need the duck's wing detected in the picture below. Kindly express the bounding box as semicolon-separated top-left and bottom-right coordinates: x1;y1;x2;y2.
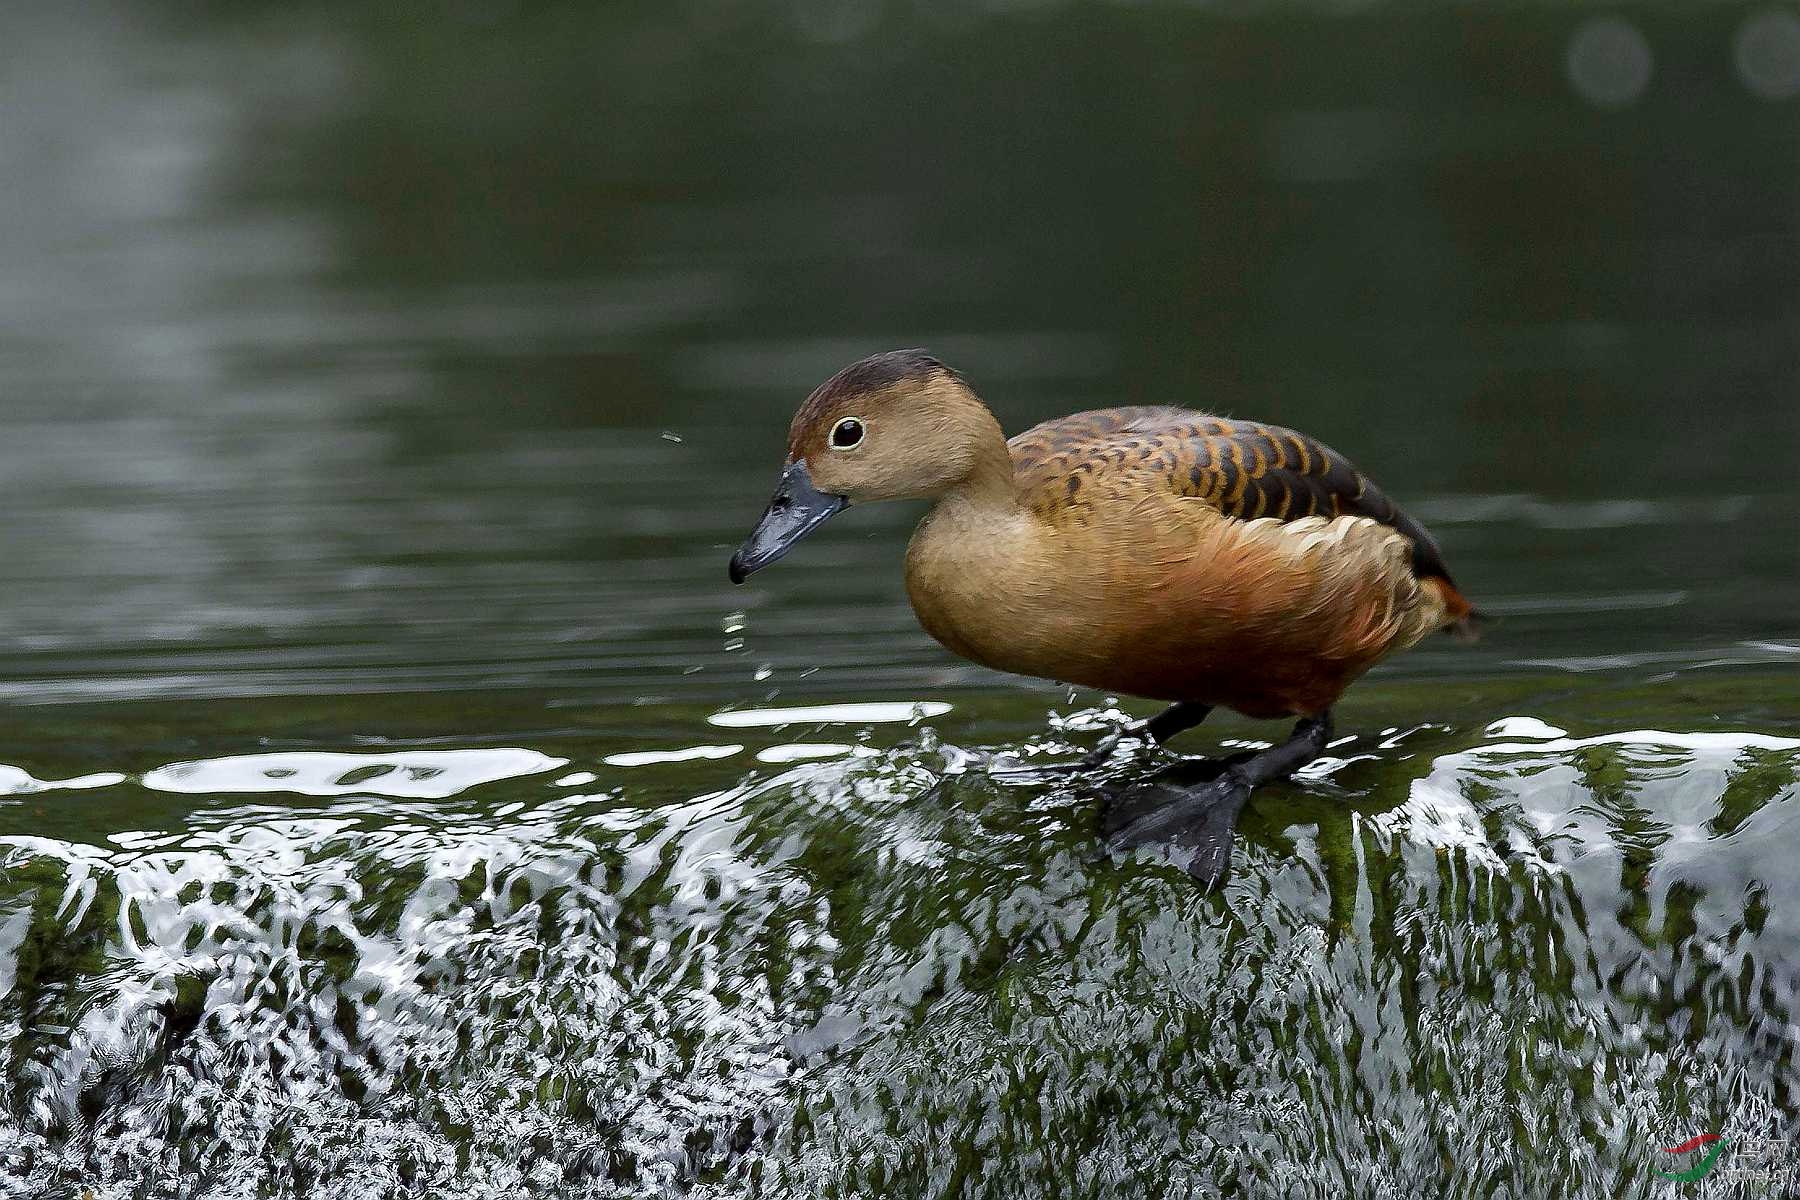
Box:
1008;408;1460;588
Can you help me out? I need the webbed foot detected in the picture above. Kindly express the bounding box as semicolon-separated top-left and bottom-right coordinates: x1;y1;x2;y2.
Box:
1100;761;1250;886
1095;711;1334;888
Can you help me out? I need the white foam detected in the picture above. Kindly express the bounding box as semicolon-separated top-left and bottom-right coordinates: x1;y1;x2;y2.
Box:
0;766;129;795
603;745;743;768
708;701;951;728
1483;716;1568;740
755;743;880;764
142;749;568;799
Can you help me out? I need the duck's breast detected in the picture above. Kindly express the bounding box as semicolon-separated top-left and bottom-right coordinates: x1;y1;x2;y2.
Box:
902;493;1136;683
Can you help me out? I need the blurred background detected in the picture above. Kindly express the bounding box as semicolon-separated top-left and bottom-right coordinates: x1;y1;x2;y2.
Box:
0;0;1795;706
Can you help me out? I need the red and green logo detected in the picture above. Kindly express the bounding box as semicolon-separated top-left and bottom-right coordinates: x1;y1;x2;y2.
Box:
1658;1134;1729;1183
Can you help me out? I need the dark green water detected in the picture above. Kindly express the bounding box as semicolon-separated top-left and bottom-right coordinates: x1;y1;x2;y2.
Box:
1;3;1797;1197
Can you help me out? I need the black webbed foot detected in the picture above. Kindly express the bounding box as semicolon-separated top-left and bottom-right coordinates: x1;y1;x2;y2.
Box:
1095;711;1334;888
1099;760;1252;887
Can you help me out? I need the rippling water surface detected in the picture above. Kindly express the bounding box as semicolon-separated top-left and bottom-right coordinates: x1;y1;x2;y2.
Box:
1;3;1797;1197
3;684;1798;1197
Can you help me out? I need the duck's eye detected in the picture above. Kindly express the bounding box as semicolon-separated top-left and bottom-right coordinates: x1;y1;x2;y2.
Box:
830;417;865;449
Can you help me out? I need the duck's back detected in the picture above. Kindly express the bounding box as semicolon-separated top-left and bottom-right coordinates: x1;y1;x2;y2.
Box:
967;406;1476;714
1008;406;1465;595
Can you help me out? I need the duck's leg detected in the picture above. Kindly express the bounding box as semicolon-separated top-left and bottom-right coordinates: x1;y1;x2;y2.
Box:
1078;701;1213;767
1102;711;1333;886
1145;701;1215;746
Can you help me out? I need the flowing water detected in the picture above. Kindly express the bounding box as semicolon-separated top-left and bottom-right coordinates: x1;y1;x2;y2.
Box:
1;3;1798;1197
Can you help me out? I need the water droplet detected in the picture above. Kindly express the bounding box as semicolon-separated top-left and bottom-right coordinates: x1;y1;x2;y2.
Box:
660;430;684;443
722;611;747;634
753;664;774;681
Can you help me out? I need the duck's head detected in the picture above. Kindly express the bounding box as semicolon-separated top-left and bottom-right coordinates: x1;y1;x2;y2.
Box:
729;349;1000;583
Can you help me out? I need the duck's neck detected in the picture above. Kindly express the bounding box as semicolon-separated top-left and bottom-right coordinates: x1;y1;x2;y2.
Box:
929;410;1020;518
904;424;1035;672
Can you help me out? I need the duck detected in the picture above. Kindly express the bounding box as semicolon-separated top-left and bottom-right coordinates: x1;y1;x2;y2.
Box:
729;349;1481;883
